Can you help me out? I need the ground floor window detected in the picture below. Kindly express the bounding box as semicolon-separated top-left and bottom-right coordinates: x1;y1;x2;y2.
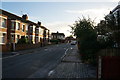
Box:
0;33;6;44
11;34;15;43
16;35;20;43
29;35;33;43
35;36;39;43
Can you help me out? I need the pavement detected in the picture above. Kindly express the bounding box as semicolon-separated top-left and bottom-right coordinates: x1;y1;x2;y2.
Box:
48;45;97;79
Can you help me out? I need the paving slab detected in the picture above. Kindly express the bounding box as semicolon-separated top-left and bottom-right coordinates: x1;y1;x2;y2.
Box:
48;46;97;79
61;48;81;63
49;63;96;78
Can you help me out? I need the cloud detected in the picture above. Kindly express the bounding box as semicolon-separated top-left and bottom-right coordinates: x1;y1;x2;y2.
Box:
43;21;73;37
65;8;113;23
29;16;40;22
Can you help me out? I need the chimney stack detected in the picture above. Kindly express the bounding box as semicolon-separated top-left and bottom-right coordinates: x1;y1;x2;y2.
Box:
22;14;28;20
38;21;41;26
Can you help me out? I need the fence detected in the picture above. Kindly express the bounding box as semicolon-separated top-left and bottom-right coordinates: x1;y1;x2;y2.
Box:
101;56;120;79
97;49;120;79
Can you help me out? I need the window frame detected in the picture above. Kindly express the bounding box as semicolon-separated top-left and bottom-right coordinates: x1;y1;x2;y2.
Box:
1;18;7;28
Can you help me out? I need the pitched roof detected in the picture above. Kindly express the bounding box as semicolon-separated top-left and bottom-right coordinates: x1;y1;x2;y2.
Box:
0;9;37;25
51;32;65;36
111;5;120;13
0;9;50;30
40;26;49;30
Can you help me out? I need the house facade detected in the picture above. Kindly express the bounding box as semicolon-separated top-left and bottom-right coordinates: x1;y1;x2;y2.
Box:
108;3;120;26
51;31;65;40
0;9;50;52
0;13;7;45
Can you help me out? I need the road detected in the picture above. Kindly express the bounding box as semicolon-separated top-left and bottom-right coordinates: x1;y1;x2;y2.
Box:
2;43;75;78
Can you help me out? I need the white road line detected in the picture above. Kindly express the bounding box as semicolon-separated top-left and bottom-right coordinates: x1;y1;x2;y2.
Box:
70;47;73;49
65;49;69;55
48;48;69;77
2;53;19;59
61;48;69;59
48;70;54;77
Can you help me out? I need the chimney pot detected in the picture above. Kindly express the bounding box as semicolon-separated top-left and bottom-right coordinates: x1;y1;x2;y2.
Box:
22;14;28;20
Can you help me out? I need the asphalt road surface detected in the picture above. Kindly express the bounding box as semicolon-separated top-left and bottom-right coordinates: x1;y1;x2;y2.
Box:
2;43;76;78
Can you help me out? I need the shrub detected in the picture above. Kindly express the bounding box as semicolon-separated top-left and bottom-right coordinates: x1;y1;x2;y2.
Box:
17;36;29;44
50;39;59;44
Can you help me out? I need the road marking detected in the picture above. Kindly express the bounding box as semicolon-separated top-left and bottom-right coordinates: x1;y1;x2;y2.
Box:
1;52;19;59
44;49;48;51
48;70;54;77
71;47;73;49
61;48;69;59
65;49;69;55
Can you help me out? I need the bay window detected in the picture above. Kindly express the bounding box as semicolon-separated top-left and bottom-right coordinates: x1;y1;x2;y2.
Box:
16;22;20;30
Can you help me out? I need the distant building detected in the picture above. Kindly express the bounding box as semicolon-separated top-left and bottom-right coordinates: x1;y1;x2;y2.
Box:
51;31;65;40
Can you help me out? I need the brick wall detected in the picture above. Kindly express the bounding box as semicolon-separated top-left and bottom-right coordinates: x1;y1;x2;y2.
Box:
1;43;42;52
97;49;120;79
0;44;11;52
15;43;41;51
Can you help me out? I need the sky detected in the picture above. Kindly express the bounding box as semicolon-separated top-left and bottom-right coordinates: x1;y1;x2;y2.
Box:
1;1;119;37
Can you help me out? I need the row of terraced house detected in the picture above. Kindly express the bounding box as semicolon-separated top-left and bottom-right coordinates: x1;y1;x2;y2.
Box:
0;9;50;52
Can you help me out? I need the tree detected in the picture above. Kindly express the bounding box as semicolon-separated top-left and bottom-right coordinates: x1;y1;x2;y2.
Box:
71;17;99;64
95;20;109;35
95;20;114;48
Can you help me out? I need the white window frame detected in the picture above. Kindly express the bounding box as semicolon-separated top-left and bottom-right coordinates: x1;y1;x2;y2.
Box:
0;16;7;28
0;32;6;44
16;22;20;30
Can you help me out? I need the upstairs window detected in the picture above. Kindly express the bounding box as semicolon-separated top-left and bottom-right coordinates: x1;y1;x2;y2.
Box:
30;27;33;33
11;22;15;29
26;25;28;33
16;22;20;30
22;25;25;32
2;18;6;28
36;29;39;34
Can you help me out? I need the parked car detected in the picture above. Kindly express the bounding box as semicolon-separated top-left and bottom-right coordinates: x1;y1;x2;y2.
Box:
71;41;76;45
113;43;119;48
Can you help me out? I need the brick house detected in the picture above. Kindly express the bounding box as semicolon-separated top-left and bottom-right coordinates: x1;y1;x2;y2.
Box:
0;9;50;52
40;26;50;46
51;31;65;40
0;12;8;52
